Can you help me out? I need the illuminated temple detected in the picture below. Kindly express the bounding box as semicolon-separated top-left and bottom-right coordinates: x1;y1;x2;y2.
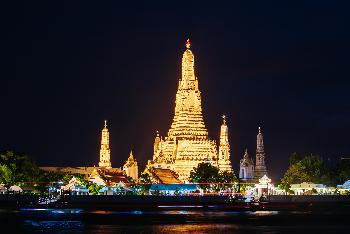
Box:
146;40;233;182
99;120;112;168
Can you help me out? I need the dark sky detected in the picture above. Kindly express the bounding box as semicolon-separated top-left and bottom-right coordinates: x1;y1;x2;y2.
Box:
1;1;350;181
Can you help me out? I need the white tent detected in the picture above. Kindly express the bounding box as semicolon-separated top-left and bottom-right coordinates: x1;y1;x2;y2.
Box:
0;185;7;194
9;185;23;193
342;180;350;189
337;180;350;194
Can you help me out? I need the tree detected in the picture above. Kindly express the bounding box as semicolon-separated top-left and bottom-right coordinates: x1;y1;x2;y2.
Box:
289;152;303;165
0;150;42;187
139;172;152;184
138;173;152;195
189;162;220;184
88;184;102;195
337;159;350;183
189;162;237;193
281;153;332;188
218;170;238;192
0;164;15;187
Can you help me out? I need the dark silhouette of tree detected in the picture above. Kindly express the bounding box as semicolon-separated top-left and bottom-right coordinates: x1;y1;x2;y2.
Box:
189;162;237;192
281;153;332;187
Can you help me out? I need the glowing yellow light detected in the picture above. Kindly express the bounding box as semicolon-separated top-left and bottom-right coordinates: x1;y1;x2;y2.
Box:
147;40;233;182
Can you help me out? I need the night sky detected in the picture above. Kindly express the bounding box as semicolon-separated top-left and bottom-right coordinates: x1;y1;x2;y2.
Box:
1;1;350;180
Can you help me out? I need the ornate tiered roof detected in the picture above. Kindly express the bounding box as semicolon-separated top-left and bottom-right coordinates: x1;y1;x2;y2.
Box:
149;40;232;182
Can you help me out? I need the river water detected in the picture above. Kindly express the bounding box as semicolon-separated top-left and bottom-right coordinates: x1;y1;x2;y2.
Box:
0;208;349;233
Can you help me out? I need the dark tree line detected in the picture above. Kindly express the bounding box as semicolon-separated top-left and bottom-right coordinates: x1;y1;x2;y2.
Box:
280;152;350;190
0;150;63;190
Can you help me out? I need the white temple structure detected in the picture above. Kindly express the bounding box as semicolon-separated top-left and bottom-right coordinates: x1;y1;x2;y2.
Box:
123;150;139;181
239;149;254;180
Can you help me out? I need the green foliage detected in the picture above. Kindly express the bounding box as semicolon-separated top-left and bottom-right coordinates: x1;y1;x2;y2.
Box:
138;173;152;195
337;159;350;183
0;150;41;185
189;162;237;192
219;171;238;183
139;172;152;184
281;153;332;187
62;174;89;186
189;162;220;184
75;175;89;186
63;174;74;183
278;183;293;194
289;152;303;165
0;164;15;186
88;184;103;195
238;182;254;194
126;176;135;183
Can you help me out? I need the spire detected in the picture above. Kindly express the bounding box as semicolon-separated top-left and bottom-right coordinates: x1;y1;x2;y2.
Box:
154;130;161;155
181;38;195;81
222;114;226;125
123;149;138;181
168;38;208;139
240;148;253;166
255;126;268;178
129;150;134;160
219;114;231;168
239;147;254;180
99;120;111;168
257;127;264;152
186;38;191;49
220;115;229;145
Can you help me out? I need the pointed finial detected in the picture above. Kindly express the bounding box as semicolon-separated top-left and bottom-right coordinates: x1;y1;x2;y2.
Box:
186;39;191;49
258;126;261;134
129;150;134;160
222;114;226;124
104;120;107;128
245;148;248;154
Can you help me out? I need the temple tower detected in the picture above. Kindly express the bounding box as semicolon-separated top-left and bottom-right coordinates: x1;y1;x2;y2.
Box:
150;39;224;182
239;149;254;180
218;115;233;172
168;39;209;139
123;150;139;181
98;120;112;168
153;131;161;155
254;127;268;179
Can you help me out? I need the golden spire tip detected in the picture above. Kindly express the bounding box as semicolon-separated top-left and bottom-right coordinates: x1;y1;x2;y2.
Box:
186;39;191;49
222;114;226;124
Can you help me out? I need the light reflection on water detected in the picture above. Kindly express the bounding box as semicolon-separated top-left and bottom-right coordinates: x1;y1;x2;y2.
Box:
0;209;349;233
24;220;84;232
20;208;84;214
246;210;279;216
91;210;143;215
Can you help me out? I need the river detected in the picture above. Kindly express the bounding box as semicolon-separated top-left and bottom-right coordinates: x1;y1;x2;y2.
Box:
0;208;349;233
